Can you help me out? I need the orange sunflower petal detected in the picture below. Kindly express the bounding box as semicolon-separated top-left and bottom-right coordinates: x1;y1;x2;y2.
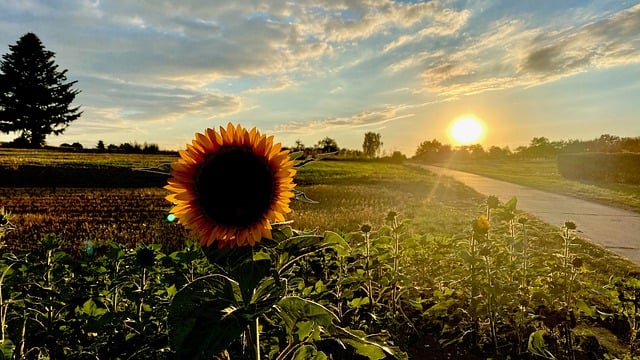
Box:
165;123;296;248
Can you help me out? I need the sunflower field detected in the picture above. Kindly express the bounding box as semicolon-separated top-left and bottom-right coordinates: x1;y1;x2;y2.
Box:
2;133;640;359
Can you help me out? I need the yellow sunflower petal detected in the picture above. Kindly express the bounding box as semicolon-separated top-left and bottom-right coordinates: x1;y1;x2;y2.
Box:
165;123;296;248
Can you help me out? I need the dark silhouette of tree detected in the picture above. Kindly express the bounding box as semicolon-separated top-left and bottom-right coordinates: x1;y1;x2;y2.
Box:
362;132;383;158
488;145;512;158
293;140;305;152
414;139;446;162
0;33;82;147
96;140;105;151
316;137;339;153
518;137;556;158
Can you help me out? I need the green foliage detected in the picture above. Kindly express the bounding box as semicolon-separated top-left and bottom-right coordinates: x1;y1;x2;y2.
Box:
2;157;640;358
0;33;82;147
558;152;640;184
362;132;383;158
316;137;339;153
1;199;640;358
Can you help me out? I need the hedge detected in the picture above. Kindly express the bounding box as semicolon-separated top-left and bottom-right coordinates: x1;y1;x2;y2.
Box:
557;152;640;184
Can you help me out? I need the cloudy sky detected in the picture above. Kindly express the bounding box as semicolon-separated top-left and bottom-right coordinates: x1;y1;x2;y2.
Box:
1;0;639;155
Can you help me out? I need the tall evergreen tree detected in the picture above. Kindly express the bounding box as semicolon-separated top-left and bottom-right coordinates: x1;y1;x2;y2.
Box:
0;32;82;147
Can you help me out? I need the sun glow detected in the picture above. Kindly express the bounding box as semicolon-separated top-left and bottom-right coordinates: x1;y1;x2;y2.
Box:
449;116;485;145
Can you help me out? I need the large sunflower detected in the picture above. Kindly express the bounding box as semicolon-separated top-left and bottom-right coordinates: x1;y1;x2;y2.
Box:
165;123;296;248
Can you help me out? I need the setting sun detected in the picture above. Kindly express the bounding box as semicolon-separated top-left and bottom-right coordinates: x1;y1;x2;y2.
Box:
449;116;485;145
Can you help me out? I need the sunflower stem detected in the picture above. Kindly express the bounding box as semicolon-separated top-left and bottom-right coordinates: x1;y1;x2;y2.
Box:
255;317;261;360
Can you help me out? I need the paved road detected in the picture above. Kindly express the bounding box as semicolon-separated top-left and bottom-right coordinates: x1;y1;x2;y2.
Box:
415;164;640;264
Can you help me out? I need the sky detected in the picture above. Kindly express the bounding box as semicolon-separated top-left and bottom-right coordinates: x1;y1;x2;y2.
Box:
1;0;639;155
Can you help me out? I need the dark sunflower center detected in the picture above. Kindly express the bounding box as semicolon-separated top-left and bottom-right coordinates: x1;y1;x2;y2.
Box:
196;146;275;228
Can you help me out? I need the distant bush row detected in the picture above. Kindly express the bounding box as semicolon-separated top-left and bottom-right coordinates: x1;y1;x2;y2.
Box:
62;140;163;154
557;152;640;184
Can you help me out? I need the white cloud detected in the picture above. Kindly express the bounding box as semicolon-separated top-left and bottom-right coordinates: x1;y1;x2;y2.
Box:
413;4;640;96
272;104;414;135
383;8;471;52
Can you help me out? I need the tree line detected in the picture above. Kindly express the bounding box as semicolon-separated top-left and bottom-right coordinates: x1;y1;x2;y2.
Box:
414;134;640;162
289;132;405;162
57;140;162;154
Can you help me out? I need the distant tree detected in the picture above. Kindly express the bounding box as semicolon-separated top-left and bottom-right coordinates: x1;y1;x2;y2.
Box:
362;132;383;158
488;145;512;158
467;144;486;158
414;139;444;162
316;137;339;153
120;142;142;153
526;137;556;158
293;140;306;152
593;134;621;152
619;136;640;153
0;33;82;147
386;150;406;163
561;139;587;154
142;142;159;154
96;140;105;151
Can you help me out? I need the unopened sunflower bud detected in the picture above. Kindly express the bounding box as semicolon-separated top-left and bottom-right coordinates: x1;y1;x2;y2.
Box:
136;247;156;268
487;195;500;209
385;211;398;222
572;257;583;268
564;221;577;230
360;224;372;233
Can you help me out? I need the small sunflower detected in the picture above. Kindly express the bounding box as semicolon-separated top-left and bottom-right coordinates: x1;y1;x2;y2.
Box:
165;123;296;248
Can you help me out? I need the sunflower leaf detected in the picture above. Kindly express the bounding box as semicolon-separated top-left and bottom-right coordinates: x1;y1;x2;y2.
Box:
331;327;408;360
275;296;338;334
292;345;328;360
168;274;246;359
234;256;273;305
276;235;325;271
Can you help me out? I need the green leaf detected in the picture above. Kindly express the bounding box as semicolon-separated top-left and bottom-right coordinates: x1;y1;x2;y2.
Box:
276;296;338;334
79;298;107;317
341;339;386;360
323;231;351;257
248;276;286;318
0;339;14;360
276;235;328;271
528;330;556;359
575;299;596;316
424;299;457;317
295;320;315;342
234;256;272;304
504;196;517;211
165;284;177;298
292;345;328;360
334;327;408;360
348;297;370;308
168;274;246;359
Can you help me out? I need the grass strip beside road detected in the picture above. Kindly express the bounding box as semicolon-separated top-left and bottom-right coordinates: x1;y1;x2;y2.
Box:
434;158;640;214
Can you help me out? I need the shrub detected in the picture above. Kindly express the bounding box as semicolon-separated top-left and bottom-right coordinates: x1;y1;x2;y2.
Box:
557;152;640;184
